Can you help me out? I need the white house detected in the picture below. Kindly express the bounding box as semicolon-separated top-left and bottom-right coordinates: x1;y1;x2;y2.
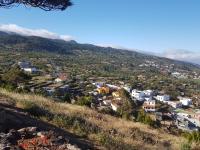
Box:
23;67;38;73
178;97;192;106
143;90;154;97
155;95;170;102
167;101;182;109
131;90;145;101
18;61;31;69
55;78;63;83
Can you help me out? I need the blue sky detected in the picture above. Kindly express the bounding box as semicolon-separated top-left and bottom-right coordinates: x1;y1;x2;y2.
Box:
0;0;200;63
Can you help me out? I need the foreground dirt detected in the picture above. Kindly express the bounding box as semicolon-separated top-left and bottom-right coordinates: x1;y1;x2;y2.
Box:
0;100;97;150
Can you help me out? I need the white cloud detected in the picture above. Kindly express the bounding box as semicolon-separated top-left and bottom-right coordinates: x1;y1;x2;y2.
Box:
0;24;74;41
161;49;200;64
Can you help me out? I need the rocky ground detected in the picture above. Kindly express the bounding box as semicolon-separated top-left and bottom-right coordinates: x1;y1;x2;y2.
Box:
0;99;96;150
0;127;80;150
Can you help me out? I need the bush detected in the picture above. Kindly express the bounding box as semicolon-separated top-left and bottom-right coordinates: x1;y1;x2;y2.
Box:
52;114;100;137
98;133;136;150
136;110;155;127
180;143;191;150
18;101;48;117
183;131;200;143
75;96;92;106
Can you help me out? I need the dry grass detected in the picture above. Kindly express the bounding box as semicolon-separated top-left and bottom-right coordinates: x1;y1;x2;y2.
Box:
0;88;186;150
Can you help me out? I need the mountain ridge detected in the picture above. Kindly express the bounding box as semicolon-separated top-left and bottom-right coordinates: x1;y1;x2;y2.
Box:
0;31;199;72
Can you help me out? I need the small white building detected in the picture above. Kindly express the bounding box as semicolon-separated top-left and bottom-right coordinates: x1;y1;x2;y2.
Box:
143;90;154;97
155;95;170;102
167;101;182;109
131;90;145;101
178;97;192;106
55;78;63;83
23;67;38;73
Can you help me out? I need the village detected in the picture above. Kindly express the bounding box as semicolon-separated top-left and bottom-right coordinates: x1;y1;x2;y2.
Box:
12;60;200;133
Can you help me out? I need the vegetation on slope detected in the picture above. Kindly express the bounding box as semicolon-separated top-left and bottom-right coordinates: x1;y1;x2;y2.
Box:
0;88;188;150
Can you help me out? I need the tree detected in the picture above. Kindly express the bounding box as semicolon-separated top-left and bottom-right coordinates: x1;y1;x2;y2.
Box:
2;66;31;85
76;96;93;106
0;0;72;11
117;89;136;119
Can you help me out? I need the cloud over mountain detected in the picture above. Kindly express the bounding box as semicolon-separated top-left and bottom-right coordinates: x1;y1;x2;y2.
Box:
162;49;200;64
0;24;74;41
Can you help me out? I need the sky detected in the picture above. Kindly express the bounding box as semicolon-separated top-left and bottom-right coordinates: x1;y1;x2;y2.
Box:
0;0;200;64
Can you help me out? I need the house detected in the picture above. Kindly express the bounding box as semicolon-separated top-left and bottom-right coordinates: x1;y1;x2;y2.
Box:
18;61;31;69
92;82;105;88
155;95;170;102
106;84;120;90
143;90;154;97
23;67;38;73
131;90;145;101
143;100;156;112
145;97;152;101
55;78;63;83
43;87;55;96
55;73;68;83
171;72;181;77
58;85;69;94
97;86;110;94
18;61;38;73
178;97;192;106
167;101;182;109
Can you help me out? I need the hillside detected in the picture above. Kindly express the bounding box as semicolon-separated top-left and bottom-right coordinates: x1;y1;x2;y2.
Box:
0;89;187;150
0;31;199;74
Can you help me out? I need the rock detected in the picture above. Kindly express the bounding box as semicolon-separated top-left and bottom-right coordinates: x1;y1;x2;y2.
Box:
18;127;37;133
58;136;63;140
67;144;81;150
37;132;45;138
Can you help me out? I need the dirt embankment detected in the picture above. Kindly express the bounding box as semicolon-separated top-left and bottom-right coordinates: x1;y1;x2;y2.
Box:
0;100;96;150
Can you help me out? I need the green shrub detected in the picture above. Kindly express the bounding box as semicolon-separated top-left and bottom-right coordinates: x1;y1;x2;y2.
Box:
75;96;92;106
19;101;47;117
51;114;100;137
136;110;155;127
183;131;200;143
180;143;191;150
98;133;136;150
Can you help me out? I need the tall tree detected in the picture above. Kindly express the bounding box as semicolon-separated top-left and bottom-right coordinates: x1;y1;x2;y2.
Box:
0;0;72;11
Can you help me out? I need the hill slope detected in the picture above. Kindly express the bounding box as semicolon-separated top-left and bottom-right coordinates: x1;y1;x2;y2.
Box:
0;89;187;150
0;31;199;73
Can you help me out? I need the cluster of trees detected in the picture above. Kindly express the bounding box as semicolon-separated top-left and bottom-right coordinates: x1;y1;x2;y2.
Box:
0;66;31;91
116;89;136;119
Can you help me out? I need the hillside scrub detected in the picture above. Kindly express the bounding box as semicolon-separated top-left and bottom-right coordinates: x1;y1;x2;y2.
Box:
0;88;189;150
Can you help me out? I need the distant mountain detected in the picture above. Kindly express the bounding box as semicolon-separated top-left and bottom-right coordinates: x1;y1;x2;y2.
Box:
0;31;199;72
